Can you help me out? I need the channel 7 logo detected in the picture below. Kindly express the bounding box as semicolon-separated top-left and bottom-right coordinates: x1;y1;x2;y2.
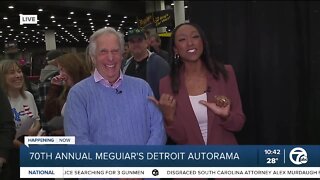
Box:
289;147;308;165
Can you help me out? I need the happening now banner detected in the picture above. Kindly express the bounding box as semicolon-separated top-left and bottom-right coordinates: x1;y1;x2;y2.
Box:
20;141;320;178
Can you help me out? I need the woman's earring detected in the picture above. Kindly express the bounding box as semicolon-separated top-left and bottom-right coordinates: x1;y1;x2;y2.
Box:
174;54;180;65
174;54;180;60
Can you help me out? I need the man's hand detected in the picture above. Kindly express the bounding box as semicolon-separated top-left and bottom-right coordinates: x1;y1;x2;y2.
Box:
148;94;176;126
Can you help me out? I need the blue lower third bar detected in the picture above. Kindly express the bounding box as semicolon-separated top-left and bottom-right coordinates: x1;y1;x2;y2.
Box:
20;145;320;167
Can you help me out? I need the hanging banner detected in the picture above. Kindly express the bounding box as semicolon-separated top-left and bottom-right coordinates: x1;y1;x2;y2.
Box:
137;9;174;29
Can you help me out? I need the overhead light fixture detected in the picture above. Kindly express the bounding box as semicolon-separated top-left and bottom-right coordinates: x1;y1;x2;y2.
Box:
185;6;188;8
89;18;92;21
68;17;71;19
87;13;91;16
73;21;77;24
107;15;111;17
7;26;11;28
50;16;55;19
8;5;14;9
121;20;125;23
3;17;8;20
38;8;43;12
104;19;108;22
70;12;74;14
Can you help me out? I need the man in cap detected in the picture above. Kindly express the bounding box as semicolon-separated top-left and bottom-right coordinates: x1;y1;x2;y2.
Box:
123;28;170;99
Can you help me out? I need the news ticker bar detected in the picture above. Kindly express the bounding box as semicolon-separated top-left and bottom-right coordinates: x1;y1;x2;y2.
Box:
20;145;320;167
20;167;320;178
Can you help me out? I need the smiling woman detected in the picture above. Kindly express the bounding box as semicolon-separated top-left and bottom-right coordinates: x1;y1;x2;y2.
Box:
0;59;41;180
154;22;246;148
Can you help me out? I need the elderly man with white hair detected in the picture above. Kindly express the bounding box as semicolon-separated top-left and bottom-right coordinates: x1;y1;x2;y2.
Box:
64;27;166;147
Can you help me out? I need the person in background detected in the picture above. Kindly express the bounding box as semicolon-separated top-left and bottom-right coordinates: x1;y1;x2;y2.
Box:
150;22;245;146
35;50;64;123
0;59;41;180
123;28;170;100
64;27;166;149
121;42;131;71
0;84;15;178
42;53;91;136
149;33;170;65
122;42;131;60
39;50;64;82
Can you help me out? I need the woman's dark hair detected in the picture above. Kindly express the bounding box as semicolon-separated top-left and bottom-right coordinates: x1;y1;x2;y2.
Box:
55;53;91;103
169;22;228;94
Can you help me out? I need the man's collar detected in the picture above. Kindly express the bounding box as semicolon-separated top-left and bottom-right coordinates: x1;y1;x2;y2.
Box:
93;68;123;88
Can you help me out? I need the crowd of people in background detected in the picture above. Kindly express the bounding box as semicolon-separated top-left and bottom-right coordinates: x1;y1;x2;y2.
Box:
0;23;245;179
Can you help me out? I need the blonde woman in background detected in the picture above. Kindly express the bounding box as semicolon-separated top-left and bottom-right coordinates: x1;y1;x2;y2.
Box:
0;59;41;180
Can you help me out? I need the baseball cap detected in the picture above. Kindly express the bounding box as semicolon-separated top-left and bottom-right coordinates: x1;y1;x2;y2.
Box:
127;28;146;41
46;50;64;62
